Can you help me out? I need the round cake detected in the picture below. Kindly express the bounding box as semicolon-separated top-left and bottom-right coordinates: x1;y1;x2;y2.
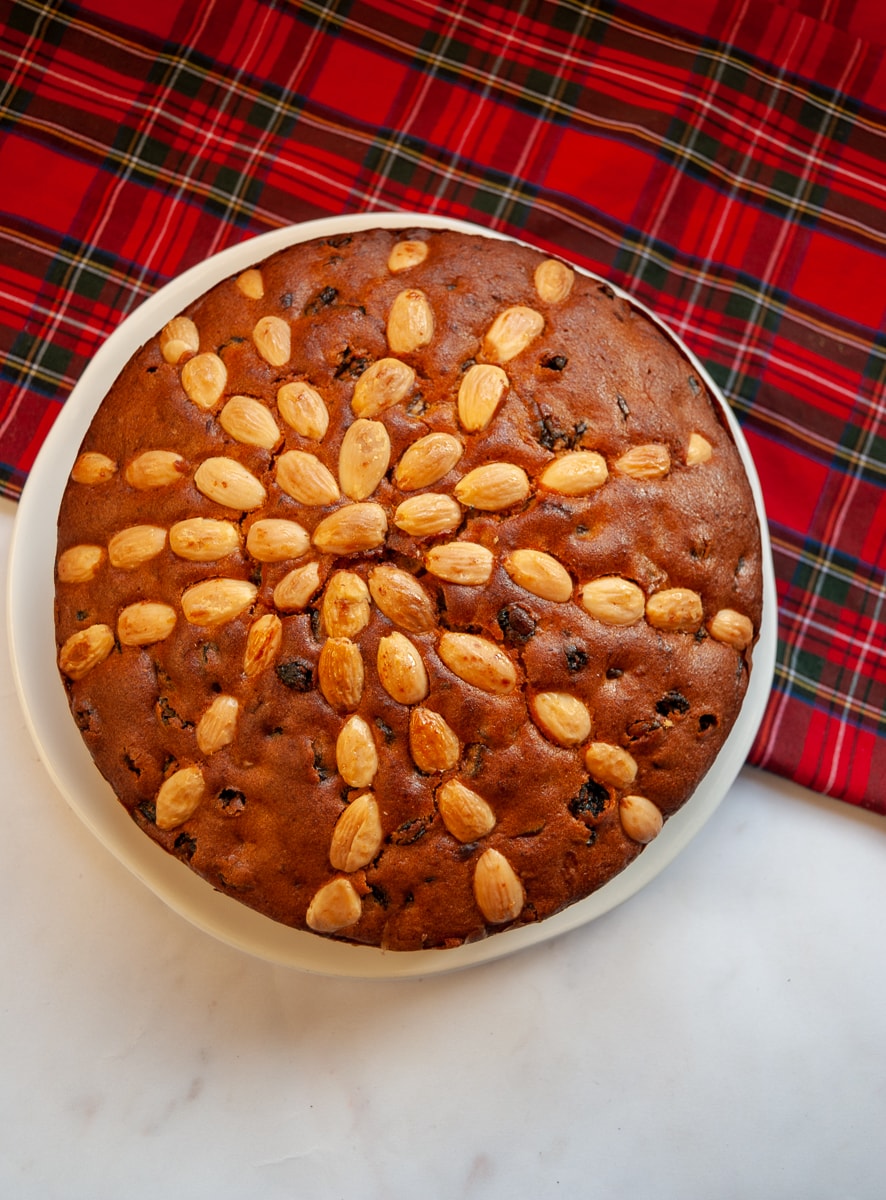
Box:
54;225;763;951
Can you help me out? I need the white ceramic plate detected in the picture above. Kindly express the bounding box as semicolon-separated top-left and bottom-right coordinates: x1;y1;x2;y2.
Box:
7;212;777;978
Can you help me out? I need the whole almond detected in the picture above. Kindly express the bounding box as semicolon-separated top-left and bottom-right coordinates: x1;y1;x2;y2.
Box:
503;549;572;602
57;544;104;583
117;601;177;645
338;418;391;500
473;848;525;924
156;766;206;831
425;541;493;585
321;571;371;638
306;877;362;933
646;588;703;632
236;268;264;299
219;395;281;450
534;258;574;303
71;451;117;484
329;792;383;872
181;352;226;409
539;451;608;495
387;288;434;354
351;357;415;418
196;694;239;755
531;691;592;747
438;632;517;694
377;632;429;705
170;517;241;561
584;742;638;789
387;240;428;272
437;779;496;843
708;607;754;650
252;314;291;366
243;613;283;676
159;315;199;364
409;707;460;773
277;381;329;441
393;432;463;491
580;577;645;626
393;493;462;537
457;364;509;432
481;305;544;363
454;462;529;511
318;638;364;711
367;565;436;633
687;432;713;465
273;561;322;611
58;624;115;680
618;794;663;843
245;518;310;562
126;450;186;490
181;578;257;626
194;457;266;510
336;715;378;788
276;450;340;506
108;525;167;569
312;503;387;555
614;443;671;480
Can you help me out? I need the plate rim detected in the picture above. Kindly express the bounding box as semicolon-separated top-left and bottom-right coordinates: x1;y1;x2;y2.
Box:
6;210;777;978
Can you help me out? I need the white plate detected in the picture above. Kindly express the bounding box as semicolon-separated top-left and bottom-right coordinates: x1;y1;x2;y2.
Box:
6;212;777;978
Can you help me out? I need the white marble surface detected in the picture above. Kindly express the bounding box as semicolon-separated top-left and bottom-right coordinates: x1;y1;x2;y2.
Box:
3;493;885;1199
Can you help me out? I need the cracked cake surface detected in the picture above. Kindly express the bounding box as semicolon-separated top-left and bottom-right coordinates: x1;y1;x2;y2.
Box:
54;226;763;950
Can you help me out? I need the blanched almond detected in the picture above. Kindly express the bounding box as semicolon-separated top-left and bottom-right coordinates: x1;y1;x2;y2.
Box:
321;571;370;638
388;240;428;272
437;779;496;843
338;418;390;500
618;794;663;844
351;358;415;418
170;517;241;561
393;432;463;491
687;432;713;465
336;715;378;788
387;288;434;354
503;549;572;602
117;601;177;645
252;314;290;366
329;792;383;872
393;493;462;537
126;450;186;490
457;364;509;431
646;588;703;632
273;561;322;611
245;518;310;562
219;395;281;450
236;268;264;299
194;457;266;510
306;877;362;933
580;577;645;626
425;541;493;585
276;450;340;506
71;451;117;484
181;578;256;626
614;443;671;480
584;743;638;789
367;565;436;633
708;608;754;650
473;848;524;923
539;451;608;495
409;708;460;773
454;462;529;511
58;624;115;680
438;632;517;694
159;315;199;364
243;613;283;676
107;525;166;569
156;766;206;831
531;691;591;747
57;544;104;583
181;352;226;409
318;638;364;711
312;503;387;555
534;258;574;303
277;381;329;441
377;632;429;705
196;694;239;755
481;305;544;363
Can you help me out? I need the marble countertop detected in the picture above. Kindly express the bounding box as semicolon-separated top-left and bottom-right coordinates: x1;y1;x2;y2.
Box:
3;494;884;1199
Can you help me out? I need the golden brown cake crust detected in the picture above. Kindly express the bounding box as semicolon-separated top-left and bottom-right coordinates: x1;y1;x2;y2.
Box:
54;227;763;950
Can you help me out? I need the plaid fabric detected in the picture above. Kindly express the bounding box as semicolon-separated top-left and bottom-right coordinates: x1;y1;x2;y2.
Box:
1;0;884;810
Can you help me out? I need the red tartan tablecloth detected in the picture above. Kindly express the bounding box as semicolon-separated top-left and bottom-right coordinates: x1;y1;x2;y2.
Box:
1;0;884;810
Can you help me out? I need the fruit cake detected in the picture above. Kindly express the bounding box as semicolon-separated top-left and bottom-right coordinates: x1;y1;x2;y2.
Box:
54;225;763;950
